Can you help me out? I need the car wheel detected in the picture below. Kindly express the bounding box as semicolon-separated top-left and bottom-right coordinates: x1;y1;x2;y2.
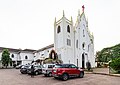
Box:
48;72;52;77
62;73;69;81
40;70;42;74
79;72;84;78
54;77;58;79
21;72;23;74
44;74;48;77
35;71;39;75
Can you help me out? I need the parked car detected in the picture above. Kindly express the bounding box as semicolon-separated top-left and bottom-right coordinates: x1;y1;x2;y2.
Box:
16;64;23;69
42;64;55;77
20;65;30;74
52;64;84;81
27;65;43;75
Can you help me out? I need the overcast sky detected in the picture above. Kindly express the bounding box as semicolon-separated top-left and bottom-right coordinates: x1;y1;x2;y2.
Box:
0;0;120;52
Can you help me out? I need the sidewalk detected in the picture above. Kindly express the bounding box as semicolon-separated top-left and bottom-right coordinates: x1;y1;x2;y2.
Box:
85;68;120;77
93;67;109;74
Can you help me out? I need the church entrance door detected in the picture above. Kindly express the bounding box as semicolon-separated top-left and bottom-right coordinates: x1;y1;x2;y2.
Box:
82;53;85;68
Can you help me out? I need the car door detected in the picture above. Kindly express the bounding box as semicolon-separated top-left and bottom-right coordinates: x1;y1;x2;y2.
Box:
69;64;80;76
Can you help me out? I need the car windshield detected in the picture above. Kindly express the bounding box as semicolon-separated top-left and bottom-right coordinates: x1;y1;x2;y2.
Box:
55;64;63;68
21;65;25;68
34;65;43;68
48;65;55;68
55;64;69;68
43;64;55;68
21;65;30;68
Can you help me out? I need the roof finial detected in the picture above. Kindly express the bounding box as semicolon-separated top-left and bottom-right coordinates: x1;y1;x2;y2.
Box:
82;5;85;12
54;17;56;26
63;10;65;17
54;17;56;23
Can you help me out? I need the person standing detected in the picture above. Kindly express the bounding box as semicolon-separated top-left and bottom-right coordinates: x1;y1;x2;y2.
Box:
86;61;91;71
31;65;35;78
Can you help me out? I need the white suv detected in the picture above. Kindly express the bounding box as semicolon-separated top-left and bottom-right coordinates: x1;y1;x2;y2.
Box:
42;64;55;77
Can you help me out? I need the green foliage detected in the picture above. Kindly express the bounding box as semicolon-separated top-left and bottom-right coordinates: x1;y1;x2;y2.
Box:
44;58;53;64
110;58;120;72
1;49;11;68
96;43;120;62
44;58;63;64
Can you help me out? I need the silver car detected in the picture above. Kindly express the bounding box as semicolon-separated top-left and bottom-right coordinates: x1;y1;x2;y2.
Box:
27;65;43;75
42;64;55;77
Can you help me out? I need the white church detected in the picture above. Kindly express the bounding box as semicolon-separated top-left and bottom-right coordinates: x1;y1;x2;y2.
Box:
0;6;95;68
54;6;95;68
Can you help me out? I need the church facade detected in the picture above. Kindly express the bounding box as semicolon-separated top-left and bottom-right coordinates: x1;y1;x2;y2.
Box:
54;6;95;68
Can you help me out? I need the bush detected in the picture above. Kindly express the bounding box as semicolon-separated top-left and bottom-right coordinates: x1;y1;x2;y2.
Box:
44;58;63;64
44;58;53;64
110;58;120;71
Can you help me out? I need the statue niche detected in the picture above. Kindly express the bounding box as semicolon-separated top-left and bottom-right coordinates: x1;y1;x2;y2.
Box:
49;50;58;60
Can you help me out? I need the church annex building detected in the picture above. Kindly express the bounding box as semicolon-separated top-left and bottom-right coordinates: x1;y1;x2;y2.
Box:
0;6;95;68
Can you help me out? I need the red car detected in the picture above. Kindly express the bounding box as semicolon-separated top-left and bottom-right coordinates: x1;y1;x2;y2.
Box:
52;64;84;81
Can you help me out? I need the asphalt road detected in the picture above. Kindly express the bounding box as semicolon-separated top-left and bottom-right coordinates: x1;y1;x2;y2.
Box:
0;69;120;85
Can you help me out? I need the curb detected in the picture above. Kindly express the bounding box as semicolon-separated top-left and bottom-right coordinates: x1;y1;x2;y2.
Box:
92;72;120;77
85;71;120;77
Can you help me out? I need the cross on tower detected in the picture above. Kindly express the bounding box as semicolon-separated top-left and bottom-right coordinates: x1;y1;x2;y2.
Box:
82;5;85;12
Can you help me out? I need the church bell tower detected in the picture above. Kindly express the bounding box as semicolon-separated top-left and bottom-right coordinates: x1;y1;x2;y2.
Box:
54;10;74;64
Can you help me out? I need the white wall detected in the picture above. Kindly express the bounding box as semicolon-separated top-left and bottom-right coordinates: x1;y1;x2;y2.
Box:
20;52;34;65
34;47;54;61
10;52;18;61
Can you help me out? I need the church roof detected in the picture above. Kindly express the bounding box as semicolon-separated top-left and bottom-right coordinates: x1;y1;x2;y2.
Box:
21;49;36;53
34;44;54;53
55;10;72;26
0;47;36;53
0;47;21;53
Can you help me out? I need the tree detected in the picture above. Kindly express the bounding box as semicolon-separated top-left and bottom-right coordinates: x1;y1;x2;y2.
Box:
110;58;120;73
1;49;11;68
97;43;120;63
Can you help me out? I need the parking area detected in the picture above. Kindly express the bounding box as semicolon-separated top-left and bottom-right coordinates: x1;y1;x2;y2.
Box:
0;69;120;85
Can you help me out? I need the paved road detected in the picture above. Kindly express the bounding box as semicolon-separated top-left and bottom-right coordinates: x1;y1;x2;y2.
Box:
0;69;120;85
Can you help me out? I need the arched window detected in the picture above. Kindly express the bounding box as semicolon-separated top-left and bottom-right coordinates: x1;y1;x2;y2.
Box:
25;56;28;59
57;25;61;33
67;25;70;33
82;42;85;50
11;54;14;58
83;30;85;37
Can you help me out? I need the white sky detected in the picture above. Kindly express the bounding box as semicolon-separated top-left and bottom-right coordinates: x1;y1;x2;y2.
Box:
0;0;120;52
